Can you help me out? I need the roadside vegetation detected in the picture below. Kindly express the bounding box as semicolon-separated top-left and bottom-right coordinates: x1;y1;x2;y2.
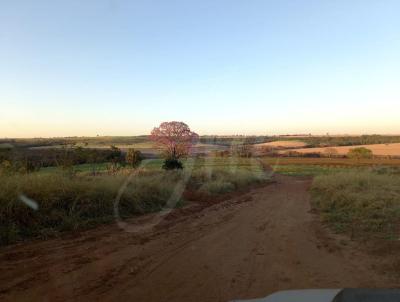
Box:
311;168;400;239
0;157;269;245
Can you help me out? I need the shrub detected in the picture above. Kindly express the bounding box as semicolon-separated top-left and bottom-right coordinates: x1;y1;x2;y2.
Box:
162;158;183;170
347;147;373;160
125;148;143;168
108;145;124;163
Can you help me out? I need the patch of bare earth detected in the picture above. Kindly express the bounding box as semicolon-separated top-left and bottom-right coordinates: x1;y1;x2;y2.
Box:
0;175;398;302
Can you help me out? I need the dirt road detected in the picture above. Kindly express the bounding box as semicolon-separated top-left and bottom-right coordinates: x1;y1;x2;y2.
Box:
0;176;398;302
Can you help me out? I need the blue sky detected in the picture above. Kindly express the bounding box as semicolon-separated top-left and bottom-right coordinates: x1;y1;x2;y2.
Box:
1;0;400;137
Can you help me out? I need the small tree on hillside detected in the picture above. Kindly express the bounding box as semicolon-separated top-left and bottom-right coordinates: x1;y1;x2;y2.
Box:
126;148;143;168
107;145;123;164
150;121;199;170
107;145;123;173
347;147;373;160
324;147;339;158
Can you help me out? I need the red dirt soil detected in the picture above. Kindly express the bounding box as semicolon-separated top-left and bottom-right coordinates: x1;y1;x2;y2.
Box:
0;175;398;302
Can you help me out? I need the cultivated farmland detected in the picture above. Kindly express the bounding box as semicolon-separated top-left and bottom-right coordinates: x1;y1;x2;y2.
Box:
282;143;400;157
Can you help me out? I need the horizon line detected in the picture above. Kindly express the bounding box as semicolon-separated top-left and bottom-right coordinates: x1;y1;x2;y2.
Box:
2;133;400;140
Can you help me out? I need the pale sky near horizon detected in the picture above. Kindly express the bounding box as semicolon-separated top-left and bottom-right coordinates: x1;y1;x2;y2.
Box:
1;0;400;138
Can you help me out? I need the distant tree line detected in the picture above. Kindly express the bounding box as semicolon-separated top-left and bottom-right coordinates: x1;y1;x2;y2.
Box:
199;136;273;146
0;146;143;174
0;136;150;149
200;134;400;148
301;135;400;148
0;138;68;149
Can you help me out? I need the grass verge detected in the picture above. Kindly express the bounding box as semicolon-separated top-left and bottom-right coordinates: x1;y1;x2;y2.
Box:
0;165;269;245
311;169;400;239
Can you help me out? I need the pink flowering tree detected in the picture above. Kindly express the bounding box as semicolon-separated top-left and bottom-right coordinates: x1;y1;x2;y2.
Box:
150;122;199;169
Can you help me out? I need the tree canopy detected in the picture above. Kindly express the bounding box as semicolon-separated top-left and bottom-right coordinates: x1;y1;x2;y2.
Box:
347;147;373;159
150;121;199;161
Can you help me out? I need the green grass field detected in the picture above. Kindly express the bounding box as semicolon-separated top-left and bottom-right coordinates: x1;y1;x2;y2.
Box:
39;157;267;176
38;156;400;177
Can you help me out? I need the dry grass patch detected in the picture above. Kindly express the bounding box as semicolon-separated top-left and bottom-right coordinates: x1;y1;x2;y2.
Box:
254;140;307;149
311;170;400;239
0;166;270;245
